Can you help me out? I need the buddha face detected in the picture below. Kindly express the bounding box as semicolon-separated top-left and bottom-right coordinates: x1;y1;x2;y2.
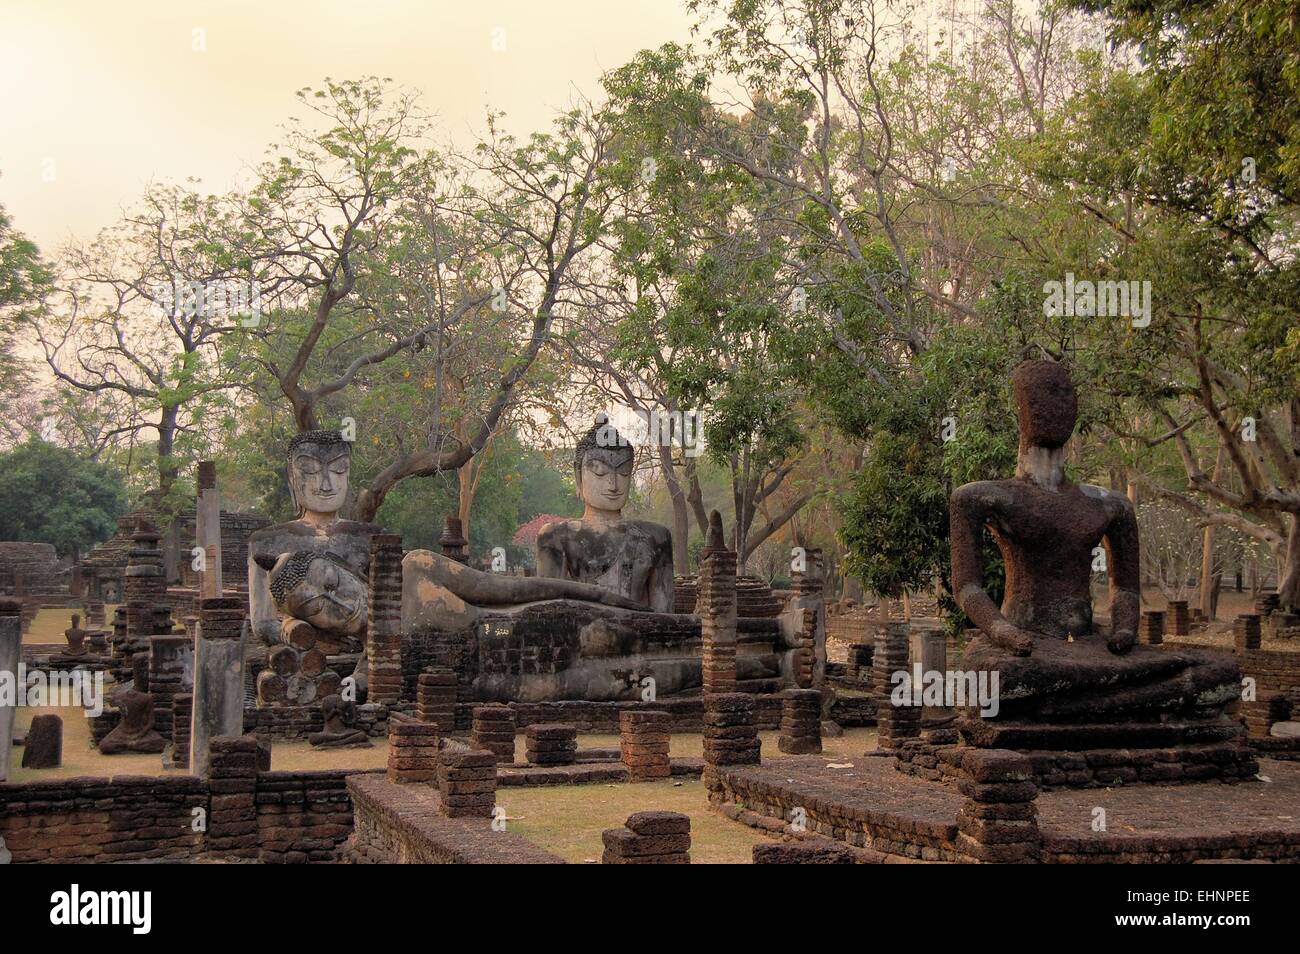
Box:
579;448;633;516
267;551;368;636
289;436;350;517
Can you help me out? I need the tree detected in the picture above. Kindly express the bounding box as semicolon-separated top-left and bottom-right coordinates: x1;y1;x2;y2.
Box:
0;440;127;558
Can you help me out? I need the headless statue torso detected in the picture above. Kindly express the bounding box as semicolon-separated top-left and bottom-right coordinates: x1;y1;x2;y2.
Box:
950;360;1238;721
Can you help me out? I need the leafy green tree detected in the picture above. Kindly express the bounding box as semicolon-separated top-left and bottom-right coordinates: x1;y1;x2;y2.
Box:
0;440;127;558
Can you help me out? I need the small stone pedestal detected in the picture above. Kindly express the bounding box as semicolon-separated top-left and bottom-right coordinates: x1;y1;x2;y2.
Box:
525;724;577;765
437;749;497;818
601;811;690;864
620;710;671;781
471;705;516;764
778;688;823;754
416;669;457;732
387;712;440;782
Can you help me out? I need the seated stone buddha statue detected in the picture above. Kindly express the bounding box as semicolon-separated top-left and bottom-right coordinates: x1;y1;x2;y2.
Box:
247;430;386;648
950;359;1240;735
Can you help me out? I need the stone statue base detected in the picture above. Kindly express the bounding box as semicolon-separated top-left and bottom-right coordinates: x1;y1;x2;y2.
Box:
411;599;789;703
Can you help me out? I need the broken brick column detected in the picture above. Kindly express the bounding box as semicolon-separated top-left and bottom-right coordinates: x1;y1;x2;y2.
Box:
702;692;759;792
620;710;671;781
387;711;440;782
873;621;920;751
1167;599;1190;638
171;693;192;770
956;749;1041;864
791;547;825;688
471;705;516;763
366;533;404;705
205;734;259;859
437;749;497;818
1138;610;1164;645
416;668;457;732
525;723;577;766
148;634;188;741
1234;613;1262;651
698;511;738;695
602;811;690;864
778;688;823;754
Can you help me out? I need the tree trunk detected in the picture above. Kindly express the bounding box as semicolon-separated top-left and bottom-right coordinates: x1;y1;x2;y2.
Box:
1198;446;1227;619
1280;514;1300;613
156;404;180;501
658;445;690;574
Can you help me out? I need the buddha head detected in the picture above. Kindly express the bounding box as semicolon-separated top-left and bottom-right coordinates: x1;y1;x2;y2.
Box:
574;415;634;519
1012;359;1077;450
288;430;351;519
255;550;368;636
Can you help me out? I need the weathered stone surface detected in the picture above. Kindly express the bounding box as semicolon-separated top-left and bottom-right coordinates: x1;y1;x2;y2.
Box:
21;714;62;769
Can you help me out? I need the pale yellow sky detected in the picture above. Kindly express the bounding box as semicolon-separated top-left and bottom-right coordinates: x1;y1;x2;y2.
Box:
0;0;697;251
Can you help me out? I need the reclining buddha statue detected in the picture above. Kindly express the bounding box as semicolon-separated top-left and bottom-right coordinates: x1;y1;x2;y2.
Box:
949;359;1242;748
402;418;803;701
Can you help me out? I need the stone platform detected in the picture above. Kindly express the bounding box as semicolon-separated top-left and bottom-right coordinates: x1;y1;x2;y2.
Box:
711;755;1300;863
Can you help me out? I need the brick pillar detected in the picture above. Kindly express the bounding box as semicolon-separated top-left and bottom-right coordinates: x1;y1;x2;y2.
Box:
698;511;738;695
471;705;516;763
620;710;671;781
602;811;690;864
1138;610;1164;645
148;634;188;740
1234;613;1262;651
416;668;457;732
1167;599;1190;638
778;688;823;754
956;749;1040;863
387;712;440;782
85;600;106;628
172;693;192;770
873;623;925;748
873;621;920;751
525;723;577;766
437;749;497;818
124;519;166;638
206;734;259;859
703;693;759;791
791;548;825;688
1242;693;1289;739
366;533;404;705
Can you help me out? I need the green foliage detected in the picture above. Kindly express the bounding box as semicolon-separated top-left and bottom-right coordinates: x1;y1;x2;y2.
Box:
0;441;127;557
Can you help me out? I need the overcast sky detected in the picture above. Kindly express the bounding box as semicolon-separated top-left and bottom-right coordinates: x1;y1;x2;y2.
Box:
0;0;697;252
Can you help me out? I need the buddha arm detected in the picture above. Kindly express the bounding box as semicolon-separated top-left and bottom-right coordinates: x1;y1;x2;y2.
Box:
950;484;1032;656
426;551;648;610
247;549;281;645
1104;498;1141;653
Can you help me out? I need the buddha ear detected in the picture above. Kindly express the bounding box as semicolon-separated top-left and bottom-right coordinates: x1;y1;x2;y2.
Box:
254;553;278;572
